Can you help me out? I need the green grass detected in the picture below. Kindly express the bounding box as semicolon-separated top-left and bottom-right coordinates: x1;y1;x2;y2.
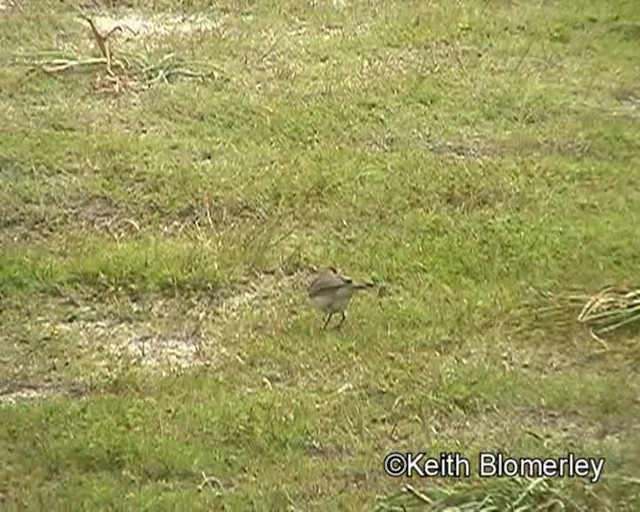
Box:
1;0;640;509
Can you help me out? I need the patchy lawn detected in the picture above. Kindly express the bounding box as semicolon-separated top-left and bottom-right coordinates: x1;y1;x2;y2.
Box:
1;0;639;509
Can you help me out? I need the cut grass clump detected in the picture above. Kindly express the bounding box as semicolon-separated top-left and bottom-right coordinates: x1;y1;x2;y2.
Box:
376;477;592;511
12;11;217;95
521;283;640;347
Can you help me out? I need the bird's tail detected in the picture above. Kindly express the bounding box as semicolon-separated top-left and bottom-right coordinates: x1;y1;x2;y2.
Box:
353;281;375;291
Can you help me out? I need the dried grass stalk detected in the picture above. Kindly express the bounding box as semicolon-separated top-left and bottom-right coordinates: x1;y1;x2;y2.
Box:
16;11;216;95
522;282;640;343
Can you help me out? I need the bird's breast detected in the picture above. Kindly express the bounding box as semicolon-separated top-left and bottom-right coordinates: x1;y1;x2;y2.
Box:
310;287;355;312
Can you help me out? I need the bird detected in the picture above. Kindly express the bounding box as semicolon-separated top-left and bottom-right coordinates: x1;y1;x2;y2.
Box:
307;267;374;329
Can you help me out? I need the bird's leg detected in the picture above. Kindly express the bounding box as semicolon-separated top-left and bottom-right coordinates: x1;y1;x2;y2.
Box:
336;311;346;329
322;313;333;330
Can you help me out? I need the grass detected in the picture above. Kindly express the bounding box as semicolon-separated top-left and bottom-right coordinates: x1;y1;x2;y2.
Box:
1;0;640;509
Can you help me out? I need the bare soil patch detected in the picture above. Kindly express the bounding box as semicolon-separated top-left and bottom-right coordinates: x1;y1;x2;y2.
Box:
1;269;309;406
78;11;219;43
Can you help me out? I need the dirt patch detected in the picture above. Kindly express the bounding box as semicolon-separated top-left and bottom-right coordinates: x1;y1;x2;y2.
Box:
160;197;266;235
51;318;209;371
78;11;219;42
1;269;310;406
0;0;20;13
438;405;607;448
0;193;137;243
424;135;488;161
0;191;269;242
358;131;491;160
69;194;141;236
422;134;595;161
0;387;54;406
0;382;86;407
611;86;640;119
612;86;640;105
514;406;602;443
48;271;305;371
123;332;202;366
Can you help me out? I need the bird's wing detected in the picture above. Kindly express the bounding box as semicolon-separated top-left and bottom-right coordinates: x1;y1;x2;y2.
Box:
308;272;350;296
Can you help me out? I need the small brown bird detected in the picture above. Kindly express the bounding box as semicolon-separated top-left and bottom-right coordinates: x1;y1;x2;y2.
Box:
307;267;374;329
